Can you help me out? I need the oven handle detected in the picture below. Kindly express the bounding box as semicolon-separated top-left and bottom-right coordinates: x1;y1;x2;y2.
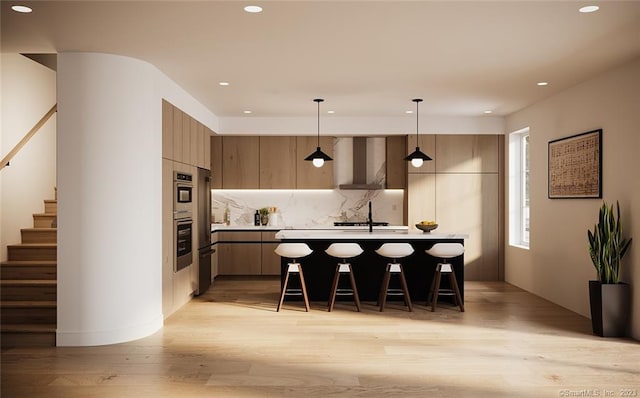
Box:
174;212;192;221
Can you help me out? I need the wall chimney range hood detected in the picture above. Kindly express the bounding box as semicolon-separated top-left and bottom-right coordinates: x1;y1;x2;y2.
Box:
338;137;383;190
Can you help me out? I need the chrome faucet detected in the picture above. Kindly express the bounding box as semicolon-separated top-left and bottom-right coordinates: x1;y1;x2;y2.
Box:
368;201;373;232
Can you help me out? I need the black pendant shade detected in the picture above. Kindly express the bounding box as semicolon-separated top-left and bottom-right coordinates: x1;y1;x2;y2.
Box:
304;98;332;168
405;98;432;167
304;147;333;161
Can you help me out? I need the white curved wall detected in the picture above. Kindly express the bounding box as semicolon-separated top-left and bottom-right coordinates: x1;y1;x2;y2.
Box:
56;53;161;346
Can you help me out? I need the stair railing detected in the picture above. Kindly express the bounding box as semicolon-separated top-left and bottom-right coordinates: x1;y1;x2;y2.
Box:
0;104;57;172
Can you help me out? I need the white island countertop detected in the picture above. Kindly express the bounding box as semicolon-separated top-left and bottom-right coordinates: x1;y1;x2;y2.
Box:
275;228;468;240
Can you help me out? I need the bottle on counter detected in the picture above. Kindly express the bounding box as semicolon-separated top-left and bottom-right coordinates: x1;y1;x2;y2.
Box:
254;210;260;226
224;205;230;226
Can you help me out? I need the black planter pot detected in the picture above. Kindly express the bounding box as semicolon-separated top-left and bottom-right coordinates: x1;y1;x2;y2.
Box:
589;280;630;337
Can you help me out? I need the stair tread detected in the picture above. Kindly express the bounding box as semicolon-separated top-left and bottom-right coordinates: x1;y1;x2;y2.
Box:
1;260;57;266
7;243;57;247
0;279;57;286
44;200;57;203
21;228;58;231
1;300;56;308
1;324;56;333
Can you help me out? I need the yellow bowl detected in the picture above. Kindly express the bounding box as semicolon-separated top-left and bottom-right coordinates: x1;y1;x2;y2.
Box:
415;223;438;232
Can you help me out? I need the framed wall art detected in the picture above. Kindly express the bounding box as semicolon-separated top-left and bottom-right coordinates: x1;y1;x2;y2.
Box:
548;129;602;199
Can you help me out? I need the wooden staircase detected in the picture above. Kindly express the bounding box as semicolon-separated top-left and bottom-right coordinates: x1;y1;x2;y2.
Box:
1;195;57;347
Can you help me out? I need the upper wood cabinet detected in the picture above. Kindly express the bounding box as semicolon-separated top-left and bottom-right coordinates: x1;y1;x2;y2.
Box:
210;135;222;188
172;107;184;163
162;100;173;160
222;136;260;189
386;136;407;189
162;100;211;170
435;135;499;173
182;111;191;165
260;136;297;189
296;136;334;189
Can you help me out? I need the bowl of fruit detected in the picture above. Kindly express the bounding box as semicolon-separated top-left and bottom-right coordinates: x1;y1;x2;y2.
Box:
415;220;438;232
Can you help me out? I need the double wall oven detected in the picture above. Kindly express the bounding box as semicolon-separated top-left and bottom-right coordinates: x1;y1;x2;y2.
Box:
174;172;193;272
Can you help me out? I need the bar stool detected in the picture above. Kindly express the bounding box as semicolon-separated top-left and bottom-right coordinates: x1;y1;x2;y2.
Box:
325;243;363;312
274;243;313;312
375;243;414;312
425;243;465;312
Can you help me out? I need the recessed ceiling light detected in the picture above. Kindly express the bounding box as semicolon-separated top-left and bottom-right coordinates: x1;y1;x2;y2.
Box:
218;82;229;86
537;81;549;86
243;110;252;114
579;5;599;13
405;110;413;114
484;110;493;114
244;5;263;13
327;110;335;114
11;5;32;13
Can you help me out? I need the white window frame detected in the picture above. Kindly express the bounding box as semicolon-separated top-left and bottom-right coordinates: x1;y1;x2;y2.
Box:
509;128;530;249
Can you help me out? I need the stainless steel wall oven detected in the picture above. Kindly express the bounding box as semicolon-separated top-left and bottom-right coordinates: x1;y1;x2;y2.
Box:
174;172;193;272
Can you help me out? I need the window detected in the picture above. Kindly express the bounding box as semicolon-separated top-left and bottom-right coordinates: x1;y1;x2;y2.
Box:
509;128;530;248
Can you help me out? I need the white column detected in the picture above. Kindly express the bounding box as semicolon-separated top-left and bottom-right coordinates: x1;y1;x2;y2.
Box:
56;52;163;346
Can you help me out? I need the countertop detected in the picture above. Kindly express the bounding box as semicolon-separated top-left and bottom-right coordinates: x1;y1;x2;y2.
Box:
275;229;468;240
211;224;410;233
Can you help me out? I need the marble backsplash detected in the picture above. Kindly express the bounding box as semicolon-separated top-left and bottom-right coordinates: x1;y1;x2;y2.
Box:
211;189;404;227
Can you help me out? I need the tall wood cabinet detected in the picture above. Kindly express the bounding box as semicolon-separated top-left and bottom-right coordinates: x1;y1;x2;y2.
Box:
162;99;212;169
407;134;504;281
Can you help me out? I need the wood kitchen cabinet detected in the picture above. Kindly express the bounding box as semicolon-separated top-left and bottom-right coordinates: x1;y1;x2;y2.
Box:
182;111;191;165
210;135;223;188
296;135;334;189
162;100;173;160
259;136;297;189
217;231;262;275
261;232;281;275
172;107;184;163
435;134;499;173
386;135;407;189
222;136;260;189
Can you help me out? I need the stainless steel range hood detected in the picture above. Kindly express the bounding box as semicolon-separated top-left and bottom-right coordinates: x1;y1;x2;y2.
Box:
338;137;384;190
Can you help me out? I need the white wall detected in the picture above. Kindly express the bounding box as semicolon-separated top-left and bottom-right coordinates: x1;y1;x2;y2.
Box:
56;52;218;346
0;54;57;261
505;57;640;340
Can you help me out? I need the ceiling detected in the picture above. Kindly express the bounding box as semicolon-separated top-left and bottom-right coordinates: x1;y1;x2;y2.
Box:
2;1;640;120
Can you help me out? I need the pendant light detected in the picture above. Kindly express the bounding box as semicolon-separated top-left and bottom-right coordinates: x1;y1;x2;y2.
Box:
304;98;333;168
405;98;432;168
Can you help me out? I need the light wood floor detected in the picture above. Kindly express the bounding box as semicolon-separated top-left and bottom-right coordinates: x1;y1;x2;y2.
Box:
2;277;639;397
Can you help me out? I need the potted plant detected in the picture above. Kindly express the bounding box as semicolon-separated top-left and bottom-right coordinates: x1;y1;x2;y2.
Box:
587;201;632;337
258;207;270;226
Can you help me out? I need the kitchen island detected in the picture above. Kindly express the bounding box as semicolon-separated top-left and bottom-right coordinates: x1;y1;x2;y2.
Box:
275;229;468;305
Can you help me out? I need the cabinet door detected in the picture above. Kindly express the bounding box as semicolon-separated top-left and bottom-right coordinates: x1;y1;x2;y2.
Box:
261;232;281;275
435;173;500;281
296;136;334;188
162;100;173;160
204;127;212;171
222;136;259;188
210;135;222;188
172;107;183;163
217;232;262;275
407;173;436;229
435;135;499;173
386;136;407;189
211;232;219;278
260;136;296;189
190;118;199;167
182;113;191;165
